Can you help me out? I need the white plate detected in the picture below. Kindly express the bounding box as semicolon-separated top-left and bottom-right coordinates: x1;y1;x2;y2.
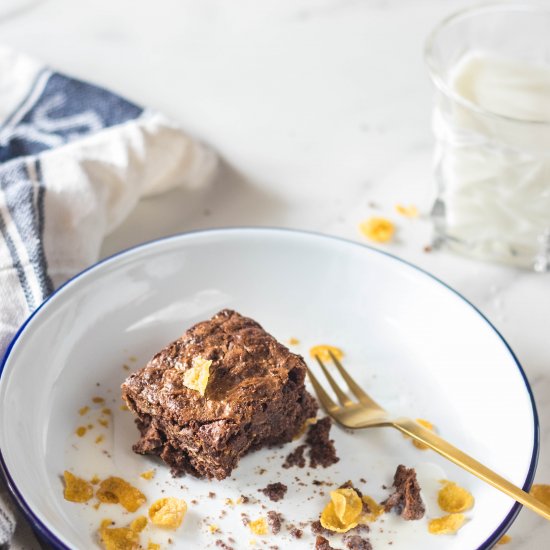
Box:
0;228;538;550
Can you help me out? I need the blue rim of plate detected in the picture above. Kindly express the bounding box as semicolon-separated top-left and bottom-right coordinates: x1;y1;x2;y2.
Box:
0;227;539;550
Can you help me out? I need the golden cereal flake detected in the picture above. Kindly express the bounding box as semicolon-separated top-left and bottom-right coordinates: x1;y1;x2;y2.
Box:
95;435;105;444
530;484;550;507
63;471;94;503
497;535;512;545
140;470;155;480
309;345;344;363
98;418;109;428
99;519;140;550
102;408;112;415
96;477;146;512
120;405;130;411
92;397;105;404
248;518;268;536
91;475;101;485
438;481;474;513
208;524;220;533
428;513;466;535
76;426;87;437
320;488;362;533
287;337;300;346
359;217;395;243
182;357;212;396
395;204;419;218
78;406;90;416
147;543;161;550
361;495;384;523
130;516;147;532
149;497;187;529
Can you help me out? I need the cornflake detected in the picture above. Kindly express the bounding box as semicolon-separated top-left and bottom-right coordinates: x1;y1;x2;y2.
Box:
98;517;145;550
359;217;395;243
498;535;512;545
395;204;419;218
96;477;146;512
309;345;344;363
248;518;268;535
182;356;212;396
148;497;187;529
147;542;161;550
438;481;474;513
361;495;384;522
63;471;93;503
140;470;155;480
428;513;466;535
320;488;362;533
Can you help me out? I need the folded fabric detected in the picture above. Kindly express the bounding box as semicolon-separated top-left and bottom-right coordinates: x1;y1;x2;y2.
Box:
0;45;217;548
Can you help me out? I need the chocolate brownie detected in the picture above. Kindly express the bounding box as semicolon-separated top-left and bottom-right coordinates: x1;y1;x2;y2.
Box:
121;310;318;479
383;465;425;520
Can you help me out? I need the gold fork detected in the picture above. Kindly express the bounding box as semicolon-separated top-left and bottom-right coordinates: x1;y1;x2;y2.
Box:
308;350;550;521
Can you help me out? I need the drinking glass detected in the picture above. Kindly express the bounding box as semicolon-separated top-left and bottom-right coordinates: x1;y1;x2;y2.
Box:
425;3;550;271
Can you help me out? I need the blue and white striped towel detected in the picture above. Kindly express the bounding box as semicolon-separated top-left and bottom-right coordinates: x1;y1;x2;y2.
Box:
0;46;217;548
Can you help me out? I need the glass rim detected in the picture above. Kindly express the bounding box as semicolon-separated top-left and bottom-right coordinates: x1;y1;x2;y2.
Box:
424;1;550;126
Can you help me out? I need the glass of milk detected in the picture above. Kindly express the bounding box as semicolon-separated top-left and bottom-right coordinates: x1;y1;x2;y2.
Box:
425;3;550;271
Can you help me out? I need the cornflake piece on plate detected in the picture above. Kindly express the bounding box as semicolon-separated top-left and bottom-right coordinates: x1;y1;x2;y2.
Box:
148;497;187;529
438;481;474;513
63;471;93;503
96;477;146;512
428;513;466;535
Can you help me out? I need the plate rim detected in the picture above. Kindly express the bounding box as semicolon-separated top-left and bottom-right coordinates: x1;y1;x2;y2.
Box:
0;226;539;550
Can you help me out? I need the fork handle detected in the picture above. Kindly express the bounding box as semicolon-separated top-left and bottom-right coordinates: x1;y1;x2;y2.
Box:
393;417;550;521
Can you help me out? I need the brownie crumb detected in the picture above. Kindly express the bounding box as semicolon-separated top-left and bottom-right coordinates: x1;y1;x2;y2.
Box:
267;511;283;535
315;536;337;550
383;465;425;520
344;534;373;550
306;417;339;468
215;541;234;550
311;520;332;537
283;444;307;469
289;527;303;539
259;482;288;502
208;491;216;498
241;512;250;526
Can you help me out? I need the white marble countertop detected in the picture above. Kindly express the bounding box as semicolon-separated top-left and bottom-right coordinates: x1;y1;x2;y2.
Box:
1;0;548;548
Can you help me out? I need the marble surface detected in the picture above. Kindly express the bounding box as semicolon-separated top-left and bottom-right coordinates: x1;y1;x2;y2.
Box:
1;0;548;548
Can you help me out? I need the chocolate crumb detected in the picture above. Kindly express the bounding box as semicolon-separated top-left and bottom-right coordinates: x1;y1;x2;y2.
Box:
289;527;303;539
344;534;373;550
315;536;337;550
311;520;332;537
383;465;425;520
239;495;250;503
306;417;339;468
208;492;216;499
259;482;287;502
283;444;307;469
360;478;367;483
215;541;234;550
423;245;433;253
267;511;283;535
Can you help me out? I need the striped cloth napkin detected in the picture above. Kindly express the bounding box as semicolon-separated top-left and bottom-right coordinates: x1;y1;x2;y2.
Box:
0;45;217;548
